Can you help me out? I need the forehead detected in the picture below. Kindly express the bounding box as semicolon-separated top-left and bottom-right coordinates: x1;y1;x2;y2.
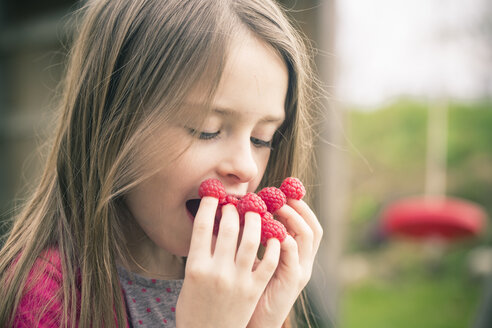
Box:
177;30;288;127
213;32;288;122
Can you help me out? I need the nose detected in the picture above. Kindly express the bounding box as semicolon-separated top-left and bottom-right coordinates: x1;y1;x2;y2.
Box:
217;138;258;183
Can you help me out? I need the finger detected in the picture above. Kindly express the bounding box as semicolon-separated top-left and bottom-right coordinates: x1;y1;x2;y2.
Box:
235;211;262;271
285;199;323;253
213;204;240;263
253;237;280;283
251;256;261;271
188;197;218;260
278;234;299;269
275;204;313;265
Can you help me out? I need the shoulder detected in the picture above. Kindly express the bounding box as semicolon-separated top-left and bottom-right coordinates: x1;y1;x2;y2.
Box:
25;247;64;291
13;247;71;327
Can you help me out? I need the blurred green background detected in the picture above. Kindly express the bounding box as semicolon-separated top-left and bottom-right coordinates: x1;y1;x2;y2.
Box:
339;100;492;328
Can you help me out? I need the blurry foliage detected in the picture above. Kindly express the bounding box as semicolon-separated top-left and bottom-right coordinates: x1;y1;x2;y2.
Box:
341;99;492;328
347;99;492;250
447;102;492;237
340;247;480;328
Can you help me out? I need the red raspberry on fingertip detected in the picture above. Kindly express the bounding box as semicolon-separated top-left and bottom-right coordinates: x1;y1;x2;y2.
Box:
199;178;227;204
258;187;287;213
280;177;305;200
225;194;240;206
260;212;287;246
260;211;274;223
237;193;267;217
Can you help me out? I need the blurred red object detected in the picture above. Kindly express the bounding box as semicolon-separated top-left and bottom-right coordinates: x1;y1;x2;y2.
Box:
382;196;487;241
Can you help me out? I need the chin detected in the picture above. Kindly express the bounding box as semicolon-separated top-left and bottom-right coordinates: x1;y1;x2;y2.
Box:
174;246;191;258
164;237;193;258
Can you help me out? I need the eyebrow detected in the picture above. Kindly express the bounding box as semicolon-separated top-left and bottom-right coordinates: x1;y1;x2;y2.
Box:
213;107;285;124
183;101;285;124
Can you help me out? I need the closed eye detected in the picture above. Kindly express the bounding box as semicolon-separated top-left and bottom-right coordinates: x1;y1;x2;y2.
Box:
251;137;273;149
187;127;272;148
187;127;220;140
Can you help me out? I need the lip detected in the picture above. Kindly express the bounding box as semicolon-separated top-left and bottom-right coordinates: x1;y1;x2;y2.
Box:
229;193;245;199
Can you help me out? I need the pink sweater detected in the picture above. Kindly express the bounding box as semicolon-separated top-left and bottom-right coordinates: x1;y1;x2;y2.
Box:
12;248;129;327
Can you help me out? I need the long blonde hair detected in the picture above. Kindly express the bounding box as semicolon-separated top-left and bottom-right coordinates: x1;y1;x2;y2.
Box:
0;0;317;327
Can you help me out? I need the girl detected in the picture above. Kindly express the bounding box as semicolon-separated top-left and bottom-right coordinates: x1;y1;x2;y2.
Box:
0;0;323;327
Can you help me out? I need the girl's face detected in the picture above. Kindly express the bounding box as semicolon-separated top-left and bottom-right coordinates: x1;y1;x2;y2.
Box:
125;33;288;258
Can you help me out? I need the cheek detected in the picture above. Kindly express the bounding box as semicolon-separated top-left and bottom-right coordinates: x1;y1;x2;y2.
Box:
124;182;159;226
123;166;176;224
253;150;272;187
258;152;271;176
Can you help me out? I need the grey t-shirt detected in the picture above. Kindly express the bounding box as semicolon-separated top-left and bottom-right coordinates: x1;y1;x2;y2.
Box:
118;266;184;327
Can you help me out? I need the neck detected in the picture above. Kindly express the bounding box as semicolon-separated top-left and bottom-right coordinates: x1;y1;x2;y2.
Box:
121;221;185;280
118;202;186;280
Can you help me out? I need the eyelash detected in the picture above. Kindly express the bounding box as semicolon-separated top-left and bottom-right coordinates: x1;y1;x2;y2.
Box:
187;128;273;149
251;137;273;149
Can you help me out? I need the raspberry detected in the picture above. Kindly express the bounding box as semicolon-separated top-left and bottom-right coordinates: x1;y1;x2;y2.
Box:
260;212;287;246
197;181;288;245
280;177;305;200
257;187;287;213
225;194;240;206
236;193;267;217
199;178;227;204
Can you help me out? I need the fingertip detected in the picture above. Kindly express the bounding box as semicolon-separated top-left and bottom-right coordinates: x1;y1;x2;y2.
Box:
200;196;219;206
242;211;261;243
280;234;297;250
286;198;301;204
263;237;281;259
285;198;305;209
193;196;219;231
221;203;239;216
284;234;295;242
222;203;237;209
244;211;261;221
266;237;281;249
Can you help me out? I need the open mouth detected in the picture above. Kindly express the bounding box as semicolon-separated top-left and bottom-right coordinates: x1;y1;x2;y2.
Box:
185;198;223;231
186;199;201;219
186;190;245;219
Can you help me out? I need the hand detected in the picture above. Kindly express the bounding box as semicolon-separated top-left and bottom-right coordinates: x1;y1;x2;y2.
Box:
176;197;281;328
247;199;323;328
